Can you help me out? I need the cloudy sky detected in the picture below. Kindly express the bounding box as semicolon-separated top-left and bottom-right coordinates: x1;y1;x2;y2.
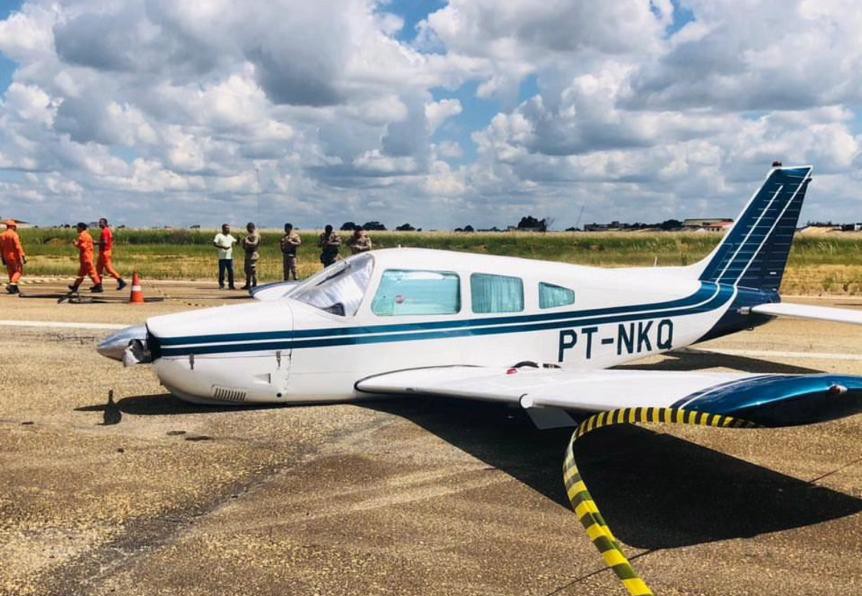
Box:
0;0;860;229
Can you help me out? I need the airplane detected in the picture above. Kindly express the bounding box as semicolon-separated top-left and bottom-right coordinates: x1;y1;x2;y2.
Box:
97;164;862;595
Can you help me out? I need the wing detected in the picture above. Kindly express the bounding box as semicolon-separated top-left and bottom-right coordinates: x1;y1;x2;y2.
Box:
356;365;862;427
749;302;862;325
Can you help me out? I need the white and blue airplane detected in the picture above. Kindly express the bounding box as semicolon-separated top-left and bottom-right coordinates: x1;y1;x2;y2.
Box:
97;163;862;595
99;164;862;429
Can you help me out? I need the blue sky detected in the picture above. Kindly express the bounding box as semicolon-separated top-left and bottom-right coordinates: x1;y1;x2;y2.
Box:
0;0;21;93
388;0;541;165
0;0;860;229
389;0;446;42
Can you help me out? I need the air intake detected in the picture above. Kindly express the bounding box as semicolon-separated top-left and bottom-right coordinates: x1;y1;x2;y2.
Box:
211;386;247;402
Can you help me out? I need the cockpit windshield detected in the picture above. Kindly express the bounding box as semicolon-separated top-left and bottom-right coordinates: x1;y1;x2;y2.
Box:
291;254;374;316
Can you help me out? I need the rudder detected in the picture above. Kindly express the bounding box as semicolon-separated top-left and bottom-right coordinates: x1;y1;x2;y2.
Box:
697;165;812;292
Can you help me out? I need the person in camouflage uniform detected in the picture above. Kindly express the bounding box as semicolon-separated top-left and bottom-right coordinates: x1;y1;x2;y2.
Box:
280;223;302;280
241;222;261;290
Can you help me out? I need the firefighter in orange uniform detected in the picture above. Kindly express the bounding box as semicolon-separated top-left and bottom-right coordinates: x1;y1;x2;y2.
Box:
97;218;126;290
1;220;26;295
69;222;103;293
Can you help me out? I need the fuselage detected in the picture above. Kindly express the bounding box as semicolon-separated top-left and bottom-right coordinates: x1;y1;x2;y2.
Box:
130;248;775;405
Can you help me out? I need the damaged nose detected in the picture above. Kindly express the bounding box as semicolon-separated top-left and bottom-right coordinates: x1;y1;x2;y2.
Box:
97;325;150;364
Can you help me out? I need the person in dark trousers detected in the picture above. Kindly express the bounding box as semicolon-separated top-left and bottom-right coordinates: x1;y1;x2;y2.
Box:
279;223;302;280
213;223;237;289
318;225;341;267
241;222;260;290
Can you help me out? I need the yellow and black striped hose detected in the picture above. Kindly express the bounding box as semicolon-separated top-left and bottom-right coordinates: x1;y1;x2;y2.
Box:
562;407;757;596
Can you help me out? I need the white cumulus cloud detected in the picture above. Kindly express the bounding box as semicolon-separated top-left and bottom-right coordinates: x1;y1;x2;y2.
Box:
0;0;860;229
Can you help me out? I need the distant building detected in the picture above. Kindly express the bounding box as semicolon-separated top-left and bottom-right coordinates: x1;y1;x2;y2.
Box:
0;219;31;229
683;218;733;232
584;221;623;232
799;224;841;235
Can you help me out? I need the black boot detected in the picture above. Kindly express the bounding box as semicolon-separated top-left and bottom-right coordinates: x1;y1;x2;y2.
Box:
117;279;127;291
91;284;104;293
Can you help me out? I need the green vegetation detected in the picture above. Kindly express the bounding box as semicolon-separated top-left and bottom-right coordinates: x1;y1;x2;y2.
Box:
16;228;862;295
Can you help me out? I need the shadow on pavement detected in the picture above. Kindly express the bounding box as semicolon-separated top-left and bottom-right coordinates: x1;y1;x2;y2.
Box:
363;397;862;550
75;381;862;550
618;348;820;374
75;393;280;416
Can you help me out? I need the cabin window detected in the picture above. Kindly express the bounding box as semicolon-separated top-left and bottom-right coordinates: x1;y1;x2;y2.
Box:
539;282;575;309
471;273;524;313
372;270;460;316
292;254;373;316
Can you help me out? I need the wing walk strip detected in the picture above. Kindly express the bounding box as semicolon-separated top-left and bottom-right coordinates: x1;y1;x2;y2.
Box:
562;407;757;596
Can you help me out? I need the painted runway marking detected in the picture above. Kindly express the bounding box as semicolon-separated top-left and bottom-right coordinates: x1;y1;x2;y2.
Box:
694;348;862;362
0;320;128;330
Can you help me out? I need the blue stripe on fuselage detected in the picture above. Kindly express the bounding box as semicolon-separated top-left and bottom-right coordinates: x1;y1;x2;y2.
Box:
158;282;718;346
156;282;734;357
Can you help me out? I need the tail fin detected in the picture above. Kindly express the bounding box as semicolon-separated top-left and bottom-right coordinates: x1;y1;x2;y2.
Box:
696;165;812;292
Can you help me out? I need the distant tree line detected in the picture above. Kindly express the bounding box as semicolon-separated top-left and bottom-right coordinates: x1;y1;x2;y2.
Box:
340;221;387;231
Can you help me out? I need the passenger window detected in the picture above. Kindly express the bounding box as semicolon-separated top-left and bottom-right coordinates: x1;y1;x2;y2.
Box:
539;282;575;309
471;273;524;313
372;270;460;316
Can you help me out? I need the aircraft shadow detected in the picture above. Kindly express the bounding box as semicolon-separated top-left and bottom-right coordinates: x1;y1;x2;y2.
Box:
75;393;280;416
618;348;820;374
75;391;862;549
362;397;862;550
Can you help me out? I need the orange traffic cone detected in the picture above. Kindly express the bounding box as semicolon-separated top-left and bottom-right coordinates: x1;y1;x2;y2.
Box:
129;272;145;304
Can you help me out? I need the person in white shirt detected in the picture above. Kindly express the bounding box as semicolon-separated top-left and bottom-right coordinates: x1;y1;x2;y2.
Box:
213;223;237;290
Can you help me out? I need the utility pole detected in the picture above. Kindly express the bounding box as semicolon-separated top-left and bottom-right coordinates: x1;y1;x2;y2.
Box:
575;204;585;230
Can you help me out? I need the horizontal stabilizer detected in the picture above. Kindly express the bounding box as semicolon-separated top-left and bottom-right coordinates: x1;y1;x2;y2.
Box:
749;302;862;326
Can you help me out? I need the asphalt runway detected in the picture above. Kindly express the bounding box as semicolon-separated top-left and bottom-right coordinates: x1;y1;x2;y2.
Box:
1;280;861;595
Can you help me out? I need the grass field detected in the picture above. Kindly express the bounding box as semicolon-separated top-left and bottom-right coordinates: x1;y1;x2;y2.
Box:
14;228;862;295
